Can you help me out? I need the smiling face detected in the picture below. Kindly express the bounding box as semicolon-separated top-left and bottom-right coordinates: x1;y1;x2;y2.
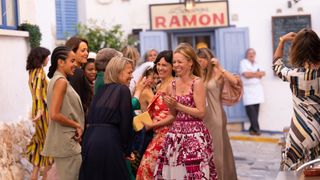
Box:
173;52;192;77
75;42;88;65
60;51;76;76
84;62;97;83
156;57;173;79
118;63;133;86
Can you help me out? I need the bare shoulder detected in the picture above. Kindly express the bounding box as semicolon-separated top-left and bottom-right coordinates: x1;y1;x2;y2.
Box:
193;77;204;87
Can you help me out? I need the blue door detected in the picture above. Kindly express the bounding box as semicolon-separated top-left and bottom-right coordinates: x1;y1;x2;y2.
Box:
139;31;168;58
215;27;249;122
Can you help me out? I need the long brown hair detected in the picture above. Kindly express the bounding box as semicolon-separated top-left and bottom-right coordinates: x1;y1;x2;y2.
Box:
196;48;215;83
174;43;202;77
290;28;320;67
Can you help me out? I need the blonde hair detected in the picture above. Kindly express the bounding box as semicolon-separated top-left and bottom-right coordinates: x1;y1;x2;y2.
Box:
174;43;202;77
196;48;215;83
121;45;140;68
104;56;133;84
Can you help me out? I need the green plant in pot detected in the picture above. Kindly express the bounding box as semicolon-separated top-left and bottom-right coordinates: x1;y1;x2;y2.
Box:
18;23;42;48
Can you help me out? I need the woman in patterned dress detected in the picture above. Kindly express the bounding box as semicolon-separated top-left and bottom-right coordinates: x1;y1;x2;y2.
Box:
136;50;175;179
154;43;217;179
26;47;53;180
273;28;320;170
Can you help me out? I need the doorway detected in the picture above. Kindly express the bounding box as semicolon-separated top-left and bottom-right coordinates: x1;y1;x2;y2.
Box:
172;32;214;51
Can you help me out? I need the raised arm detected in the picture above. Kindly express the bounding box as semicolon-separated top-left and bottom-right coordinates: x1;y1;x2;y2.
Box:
211;58;239;85
273;32;296;62
272;32;297;82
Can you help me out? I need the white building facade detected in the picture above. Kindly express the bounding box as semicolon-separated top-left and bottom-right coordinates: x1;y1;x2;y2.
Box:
1;0;319;132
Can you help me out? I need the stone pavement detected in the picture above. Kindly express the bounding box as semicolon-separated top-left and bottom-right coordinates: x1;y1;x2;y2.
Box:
229;132;283;180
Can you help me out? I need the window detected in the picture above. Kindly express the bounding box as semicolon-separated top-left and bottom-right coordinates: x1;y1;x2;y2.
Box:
55;0;78;40
0;0;19;29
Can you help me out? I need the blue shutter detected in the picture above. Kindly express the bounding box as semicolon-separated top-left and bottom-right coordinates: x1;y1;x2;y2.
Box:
139;31;168;57
215;27;249;122
56;0;78;40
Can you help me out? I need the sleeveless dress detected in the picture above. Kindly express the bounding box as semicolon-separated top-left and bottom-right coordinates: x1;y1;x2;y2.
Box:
204;78;237;180
136;92;172;179
154;79;217;179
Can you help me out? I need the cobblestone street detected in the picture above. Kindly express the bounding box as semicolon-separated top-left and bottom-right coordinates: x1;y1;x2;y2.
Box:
230;132;282;180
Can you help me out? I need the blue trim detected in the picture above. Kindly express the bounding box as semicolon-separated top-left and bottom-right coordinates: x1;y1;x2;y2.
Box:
1;0;7;26
15;0;19;28
0;0;19;29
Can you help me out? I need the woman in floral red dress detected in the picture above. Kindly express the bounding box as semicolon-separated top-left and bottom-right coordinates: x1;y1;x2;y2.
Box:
136;50;175;179
154;43;217;179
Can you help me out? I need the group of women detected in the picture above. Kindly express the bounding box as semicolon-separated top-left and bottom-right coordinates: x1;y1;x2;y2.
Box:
26;36;240;179
25;27;320;180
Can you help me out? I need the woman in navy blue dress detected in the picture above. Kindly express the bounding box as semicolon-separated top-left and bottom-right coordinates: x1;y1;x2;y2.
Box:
79;56;134;179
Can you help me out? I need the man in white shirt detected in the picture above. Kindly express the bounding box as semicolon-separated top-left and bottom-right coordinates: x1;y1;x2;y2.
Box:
239;48;265;135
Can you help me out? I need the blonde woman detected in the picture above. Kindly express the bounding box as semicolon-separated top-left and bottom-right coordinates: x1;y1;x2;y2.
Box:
196;48;238;180
79;56;134;179
154;43;217;179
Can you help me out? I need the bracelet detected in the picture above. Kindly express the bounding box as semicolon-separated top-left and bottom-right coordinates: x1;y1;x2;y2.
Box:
279;36;284;42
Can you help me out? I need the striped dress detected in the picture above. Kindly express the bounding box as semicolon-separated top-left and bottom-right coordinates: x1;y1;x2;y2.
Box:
273;58;320;170
26;68;53;167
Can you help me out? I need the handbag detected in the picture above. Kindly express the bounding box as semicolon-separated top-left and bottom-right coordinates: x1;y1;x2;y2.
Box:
221;75;243;106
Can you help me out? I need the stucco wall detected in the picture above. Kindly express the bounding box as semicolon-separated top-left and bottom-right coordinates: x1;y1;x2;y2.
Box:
0;0;56;122
0;34;30;122
84;0;320;131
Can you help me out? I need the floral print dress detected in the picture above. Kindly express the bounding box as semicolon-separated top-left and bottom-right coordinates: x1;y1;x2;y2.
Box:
136;92;172;179
154;79;217;180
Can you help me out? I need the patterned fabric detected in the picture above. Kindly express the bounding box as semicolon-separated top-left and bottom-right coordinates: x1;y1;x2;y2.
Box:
273;58;320;170
154;79;217;179
136;92;171;180
26;68;53;167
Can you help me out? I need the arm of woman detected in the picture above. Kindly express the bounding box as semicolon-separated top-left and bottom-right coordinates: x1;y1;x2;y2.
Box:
50;78;82;129
272;32;297;82
167;79;206;119
151;114;175;129
211;58;241;85
119;85;134;156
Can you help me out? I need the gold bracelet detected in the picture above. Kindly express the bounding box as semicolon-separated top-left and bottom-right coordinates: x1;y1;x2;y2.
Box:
279;36;284;42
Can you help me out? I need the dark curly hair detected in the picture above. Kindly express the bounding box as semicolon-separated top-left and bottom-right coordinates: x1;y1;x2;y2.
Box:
26;47;50;71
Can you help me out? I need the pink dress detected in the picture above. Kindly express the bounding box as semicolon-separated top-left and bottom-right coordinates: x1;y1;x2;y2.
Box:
136;92;171;179
154;79;217;180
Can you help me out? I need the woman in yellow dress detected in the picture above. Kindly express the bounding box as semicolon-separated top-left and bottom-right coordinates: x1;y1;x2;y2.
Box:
26;47;53;180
